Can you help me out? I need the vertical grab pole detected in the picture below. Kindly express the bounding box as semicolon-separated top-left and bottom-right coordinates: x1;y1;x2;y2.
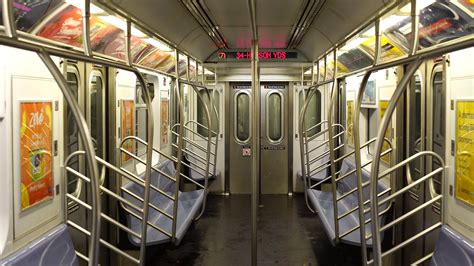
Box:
205;86;219;180
250;38;259;266
353;70;372;265
38;50;101;266
134;71;154;265
370;59;423;265
247;0;259;264
354;20;380;265
82;0;92;56
327;49;339;243
299;85;318;213
2;0;18;39
192;85;211;219
172;79;185;243
307;62;320;193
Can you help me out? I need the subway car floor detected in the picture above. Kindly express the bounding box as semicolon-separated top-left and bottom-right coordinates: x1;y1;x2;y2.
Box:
142;194;362;265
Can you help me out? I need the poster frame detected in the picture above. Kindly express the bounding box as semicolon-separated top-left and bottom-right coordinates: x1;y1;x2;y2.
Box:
19;100;54;212
361;79;378;108
120;99;135;163
455;99;474;207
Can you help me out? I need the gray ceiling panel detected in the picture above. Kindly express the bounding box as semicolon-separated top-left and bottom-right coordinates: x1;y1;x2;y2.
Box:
204;0;250;27
219;27;253;48
297;27;332;60
256;0;305;26
113;0;217;61
258;26;293;48
106;0;393;62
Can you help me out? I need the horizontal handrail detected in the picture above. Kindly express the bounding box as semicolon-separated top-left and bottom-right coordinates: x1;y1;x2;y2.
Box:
367;222;442;265
120;148;176;182
379;167;444;206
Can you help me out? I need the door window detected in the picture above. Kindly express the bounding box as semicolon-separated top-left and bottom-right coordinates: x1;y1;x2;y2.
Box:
66;69;80;196
197;89;220;137
234;91;251;143
266;91;284;142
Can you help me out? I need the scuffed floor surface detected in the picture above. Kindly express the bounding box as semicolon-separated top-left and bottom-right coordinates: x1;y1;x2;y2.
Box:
144;194;362;265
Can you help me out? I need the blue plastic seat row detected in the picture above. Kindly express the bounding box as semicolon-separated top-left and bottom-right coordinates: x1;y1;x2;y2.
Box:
122;159;205;246
431;225;474;266
0;224;78;266
307;158;390;247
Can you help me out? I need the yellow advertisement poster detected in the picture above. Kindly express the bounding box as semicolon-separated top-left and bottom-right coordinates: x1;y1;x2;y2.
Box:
456;101;474;206
361;35;406;62
379;100;392;164
121;100;135;162
20;102;54;211
347;101;354;146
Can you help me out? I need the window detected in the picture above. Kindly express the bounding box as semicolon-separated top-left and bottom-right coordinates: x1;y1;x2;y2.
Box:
135;81;149;157
406;74;423;185
66;70;80;196
431;69;444;195
266;92;283;142
234;91;251;143
197;89;220;137
89;73;104;158
299;89;322;137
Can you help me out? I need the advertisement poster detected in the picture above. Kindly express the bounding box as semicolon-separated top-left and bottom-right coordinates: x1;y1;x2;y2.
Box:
455;101;474;206
346;100;354;147
121;100;135;162
379;100;392;164
362;80;377;107
20;102;54;211
160;98;169;149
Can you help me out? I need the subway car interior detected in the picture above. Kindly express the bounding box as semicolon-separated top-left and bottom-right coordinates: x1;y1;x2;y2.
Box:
0;0;473;265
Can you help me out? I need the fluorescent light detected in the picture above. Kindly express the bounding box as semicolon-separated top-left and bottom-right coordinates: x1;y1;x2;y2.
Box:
144;38;173;52
131;27;147;38
100;15;126;31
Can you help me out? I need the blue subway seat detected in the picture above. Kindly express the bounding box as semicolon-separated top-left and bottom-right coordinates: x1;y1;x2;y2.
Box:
307;158;390;247
122;159;204;246
431;225;474;266
0;224;78;266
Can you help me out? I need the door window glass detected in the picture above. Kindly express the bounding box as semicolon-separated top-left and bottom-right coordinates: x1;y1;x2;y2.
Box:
89;73;104;158
235;92;250;142
432;70;444;195
301;90;322;137
267;92;283;142
66;70;80;195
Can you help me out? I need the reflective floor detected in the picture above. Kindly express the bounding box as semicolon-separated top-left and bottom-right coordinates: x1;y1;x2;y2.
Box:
144;194;361;265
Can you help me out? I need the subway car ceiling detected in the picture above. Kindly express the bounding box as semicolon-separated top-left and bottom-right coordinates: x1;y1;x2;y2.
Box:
105;0;393;62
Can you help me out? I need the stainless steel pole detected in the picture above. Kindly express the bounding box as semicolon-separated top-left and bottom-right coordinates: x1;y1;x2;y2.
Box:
2;0;17;38
38;50;101;266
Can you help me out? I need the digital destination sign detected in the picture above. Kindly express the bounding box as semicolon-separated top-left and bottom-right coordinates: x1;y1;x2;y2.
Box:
217;51;298;61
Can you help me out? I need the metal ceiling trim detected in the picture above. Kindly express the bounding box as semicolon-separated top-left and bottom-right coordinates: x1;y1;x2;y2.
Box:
287;0;326;49
181;0;229;49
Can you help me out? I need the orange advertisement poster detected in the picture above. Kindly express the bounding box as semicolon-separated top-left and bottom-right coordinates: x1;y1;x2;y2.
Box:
121;100;135;162
160;99;169;149
20;102;54;211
